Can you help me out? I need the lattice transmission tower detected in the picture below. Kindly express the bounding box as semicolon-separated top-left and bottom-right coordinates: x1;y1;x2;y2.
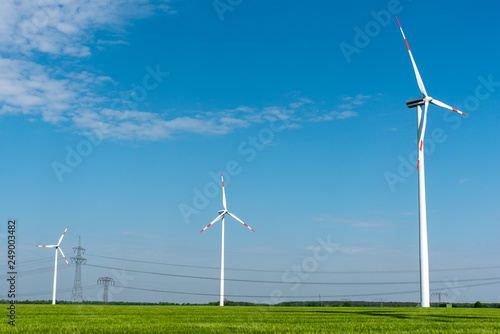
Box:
97;277;115;304
70;236;87;302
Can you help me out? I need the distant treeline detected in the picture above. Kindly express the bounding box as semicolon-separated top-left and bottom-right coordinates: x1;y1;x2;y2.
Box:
1;299;499;308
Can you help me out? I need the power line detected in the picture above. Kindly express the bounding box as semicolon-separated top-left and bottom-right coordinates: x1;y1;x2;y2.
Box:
15;280;500;301
17;285;98;299
87;253;417;274
0;265;68;280
84;263;500;286
85;254;500;275
3;253;497;275
115;285;420;299
113;279;500;300
0;256;53;270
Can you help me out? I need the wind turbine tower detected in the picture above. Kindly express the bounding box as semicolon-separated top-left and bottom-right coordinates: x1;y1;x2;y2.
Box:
200;172;255;306
71;236;87;302
396;17;466;307
35;226;70;305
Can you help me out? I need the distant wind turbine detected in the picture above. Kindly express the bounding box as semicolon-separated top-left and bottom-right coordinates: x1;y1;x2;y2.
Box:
396;17;466;307
200;172;254;306
36;226;70;305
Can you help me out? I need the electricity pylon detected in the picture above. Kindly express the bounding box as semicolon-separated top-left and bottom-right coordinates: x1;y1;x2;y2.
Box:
97;277;115;304
70;236;86;302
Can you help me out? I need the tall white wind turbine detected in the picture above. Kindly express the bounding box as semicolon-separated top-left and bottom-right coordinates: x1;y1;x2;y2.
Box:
200;172;255;306
36;226;70;305
396;17;466;307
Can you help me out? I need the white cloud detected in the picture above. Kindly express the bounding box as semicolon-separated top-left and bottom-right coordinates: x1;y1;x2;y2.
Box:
0;1;371;141
122;230;159;239
340;94;373;108
336;110;358;119
307;245;369;255
308;110;358;122
0;59;368;140
0;0;175;57
289;97;314;109
312;215;389;228
0;57;76;120
96;39;129;46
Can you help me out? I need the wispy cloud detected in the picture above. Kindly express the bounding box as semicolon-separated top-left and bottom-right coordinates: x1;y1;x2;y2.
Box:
0;59;368;140
122;230;160;239
0;0;176;57
396;211;417;216
0;1;372;141
288;94;375;124
307;244;370;255
339;94;373;107
72;95;367;140
312;215;389;228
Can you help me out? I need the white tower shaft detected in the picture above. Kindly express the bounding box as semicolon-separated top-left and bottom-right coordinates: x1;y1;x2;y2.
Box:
417;104;430;307
220;217;225;306
52;248;58;305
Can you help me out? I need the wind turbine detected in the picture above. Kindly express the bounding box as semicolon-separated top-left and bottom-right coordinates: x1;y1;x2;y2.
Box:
396;17;466;307
200;172;254;306
36;226;70;304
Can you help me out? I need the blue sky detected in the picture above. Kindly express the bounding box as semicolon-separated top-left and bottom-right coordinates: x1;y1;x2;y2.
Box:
1;0;499;305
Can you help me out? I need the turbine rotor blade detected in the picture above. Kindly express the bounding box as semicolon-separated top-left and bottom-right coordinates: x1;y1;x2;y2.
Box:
35;245;56;248
396;17;428;97
58;247;70;267
221;172;227;211
57;225;69;246
227;212;255;232
417;101;429;170
430;98;466;116
200;213;225;233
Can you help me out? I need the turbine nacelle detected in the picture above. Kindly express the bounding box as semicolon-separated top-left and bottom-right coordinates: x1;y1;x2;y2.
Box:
218;210;226;215
406;97;425;109
406;96;435;109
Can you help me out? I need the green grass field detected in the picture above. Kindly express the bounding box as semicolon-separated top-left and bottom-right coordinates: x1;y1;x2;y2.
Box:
4;305;500;333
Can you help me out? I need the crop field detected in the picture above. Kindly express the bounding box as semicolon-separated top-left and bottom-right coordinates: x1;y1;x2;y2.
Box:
4;305;500;333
